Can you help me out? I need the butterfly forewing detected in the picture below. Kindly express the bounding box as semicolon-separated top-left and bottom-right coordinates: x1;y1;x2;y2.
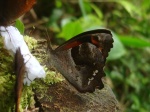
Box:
55;29;112;52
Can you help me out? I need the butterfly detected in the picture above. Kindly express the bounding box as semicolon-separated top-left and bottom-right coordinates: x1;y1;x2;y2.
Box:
14;48;25;112
47;29;113;93
0;0;36;26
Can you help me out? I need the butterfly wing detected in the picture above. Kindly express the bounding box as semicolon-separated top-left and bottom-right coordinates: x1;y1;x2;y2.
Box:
49;29;113;93
55;29;113;62
55;29;112;50
0;0;36;26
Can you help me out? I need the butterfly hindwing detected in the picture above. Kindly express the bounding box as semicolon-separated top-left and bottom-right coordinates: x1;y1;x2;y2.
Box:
49;29;113;93
70;43;105;92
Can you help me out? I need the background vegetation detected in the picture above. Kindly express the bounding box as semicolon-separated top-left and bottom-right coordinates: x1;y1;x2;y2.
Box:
31;0;150;112
1;0;149;112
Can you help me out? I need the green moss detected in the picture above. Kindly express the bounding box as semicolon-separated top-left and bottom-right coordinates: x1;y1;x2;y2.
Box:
0;37;15;111
0;36;62;111
24;35;37;50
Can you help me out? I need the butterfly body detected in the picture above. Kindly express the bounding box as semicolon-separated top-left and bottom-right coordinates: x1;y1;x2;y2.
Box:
48;29;113;93
0;0;36;26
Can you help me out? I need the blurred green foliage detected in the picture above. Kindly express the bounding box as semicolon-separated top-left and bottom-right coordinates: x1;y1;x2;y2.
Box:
41;0;150;111
15;20;25;35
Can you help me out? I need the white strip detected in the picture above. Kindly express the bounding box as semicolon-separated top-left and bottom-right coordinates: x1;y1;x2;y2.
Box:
0;26;46;85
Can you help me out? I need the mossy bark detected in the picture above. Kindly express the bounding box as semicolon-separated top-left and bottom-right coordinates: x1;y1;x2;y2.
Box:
35;80;120;112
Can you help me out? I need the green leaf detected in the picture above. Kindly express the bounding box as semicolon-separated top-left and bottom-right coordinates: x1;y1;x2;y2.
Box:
130;94;140;110
79;0;86;17
115;1;142;17
109;71;124;81
55;0;62;8
58;21;83;40
58;14;104;40
118;35;150;48
108;33;126;60
126;73;140;92
79;14;104;30
90;4;103;19
15;19;24;35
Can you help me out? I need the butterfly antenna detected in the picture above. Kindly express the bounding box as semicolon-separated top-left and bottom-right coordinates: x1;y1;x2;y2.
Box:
44;28;53;52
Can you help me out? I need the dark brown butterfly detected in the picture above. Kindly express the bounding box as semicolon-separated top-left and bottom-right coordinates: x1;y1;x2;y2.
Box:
48;29;113;93
0;0;36;26
14;48;25;112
